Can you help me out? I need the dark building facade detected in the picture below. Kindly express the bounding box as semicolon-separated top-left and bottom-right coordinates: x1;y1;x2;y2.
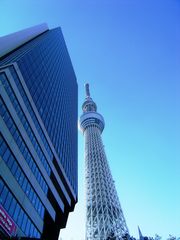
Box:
0;24;78;239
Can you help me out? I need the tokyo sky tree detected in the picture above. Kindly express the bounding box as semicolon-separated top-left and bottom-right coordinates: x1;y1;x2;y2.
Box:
79;84;129;240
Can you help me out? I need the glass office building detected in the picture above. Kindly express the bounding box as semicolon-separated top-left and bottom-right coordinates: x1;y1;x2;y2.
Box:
0;24;78;239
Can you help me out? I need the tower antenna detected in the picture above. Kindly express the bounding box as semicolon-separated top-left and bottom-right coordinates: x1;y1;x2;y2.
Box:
85;83;90;97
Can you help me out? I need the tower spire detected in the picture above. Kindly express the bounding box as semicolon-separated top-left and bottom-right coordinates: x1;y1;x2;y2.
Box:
138;226;144;240
82;83;97;113
85;83;90;98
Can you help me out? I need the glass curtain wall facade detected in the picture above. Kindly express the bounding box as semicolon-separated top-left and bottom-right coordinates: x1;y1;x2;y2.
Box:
0;24;77;240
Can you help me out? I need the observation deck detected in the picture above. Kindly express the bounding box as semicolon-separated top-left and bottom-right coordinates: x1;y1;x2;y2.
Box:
79;83;105;133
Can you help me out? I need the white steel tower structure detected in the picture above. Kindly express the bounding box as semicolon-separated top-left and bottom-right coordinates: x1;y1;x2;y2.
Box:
80;84;129;240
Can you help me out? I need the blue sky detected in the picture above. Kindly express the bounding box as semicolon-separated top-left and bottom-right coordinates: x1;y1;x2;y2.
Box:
1;0;180;239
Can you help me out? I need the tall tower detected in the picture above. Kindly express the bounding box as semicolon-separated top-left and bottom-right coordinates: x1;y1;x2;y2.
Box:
80;84;129;240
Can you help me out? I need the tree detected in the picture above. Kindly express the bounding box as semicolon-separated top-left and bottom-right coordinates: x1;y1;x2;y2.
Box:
167;235;180;240
154;234;162;240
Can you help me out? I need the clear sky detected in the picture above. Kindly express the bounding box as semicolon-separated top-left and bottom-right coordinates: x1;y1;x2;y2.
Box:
1;0;180;239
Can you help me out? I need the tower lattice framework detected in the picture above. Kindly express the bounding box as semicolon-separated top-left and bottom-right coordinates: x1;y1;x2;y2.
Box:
80;84;129;240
